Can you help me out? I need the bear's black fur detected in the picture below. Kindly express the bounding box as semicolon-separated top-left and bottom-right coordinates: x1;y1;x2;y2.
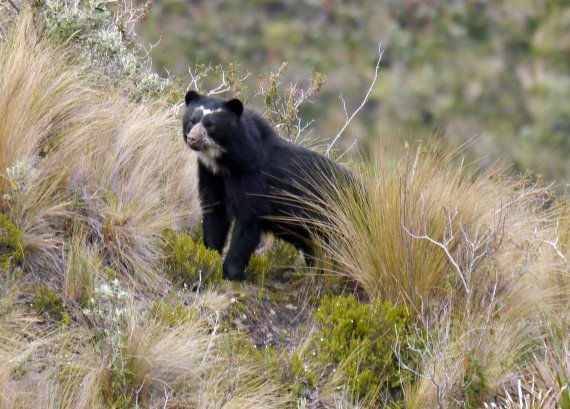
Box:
182;90;353;280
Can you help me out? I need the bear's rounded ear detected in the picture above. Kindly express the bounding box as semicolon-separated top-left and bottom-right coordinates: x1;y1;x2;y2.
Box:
224;98;244;117
185;90;201;105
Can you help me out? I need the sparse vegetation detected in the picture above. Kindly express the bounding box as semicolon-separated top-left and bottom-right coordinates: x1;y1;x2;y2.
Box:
0;214;24;274
0;2;569;409
313;294;420;403
32;285;65;320
162;228;223;287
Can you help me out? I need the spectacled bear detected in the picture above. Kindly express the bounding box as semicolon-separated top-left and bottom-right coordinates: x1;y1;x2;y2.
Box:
182;90;354;280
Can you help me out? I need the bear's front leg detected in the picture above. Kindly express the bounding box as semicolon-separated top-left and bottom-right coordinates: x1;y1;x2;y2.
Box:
202;204;231;254
198;163;230;253
223;219;262;280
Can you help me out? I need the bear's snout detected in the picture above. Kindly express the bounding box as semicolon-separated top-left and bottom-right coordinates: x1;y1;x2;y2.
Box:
186;123;206;151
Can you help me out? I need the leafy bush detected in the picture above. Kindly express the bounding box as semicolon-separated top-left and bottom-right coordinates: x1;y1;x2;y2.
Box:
462;351;490;408
313;294;421;401
162;229;222;287
33;286;65;320
246;239;300;282
33;0;170;99
0;213;24;274
246;254;271;283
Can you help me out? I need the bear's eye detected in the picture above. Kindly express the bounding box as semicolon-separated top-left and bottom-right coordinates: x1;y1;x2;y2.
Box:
204;121;215;131
191;118;199;125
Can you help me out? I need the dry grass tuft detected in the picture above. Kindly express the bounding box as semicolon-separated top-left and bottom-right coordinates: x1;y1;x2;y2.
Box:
0;8;200;289
0;296;292;409
309;143;553;307
57;96;199;288
296;140;566;406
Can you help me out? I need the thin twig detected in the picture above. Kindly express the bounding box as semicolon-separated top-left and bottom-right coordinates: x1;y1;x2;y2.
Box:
325;43;383;156
401;224;469;292
202;311;219;365
7;0;20;12
541;220;569;266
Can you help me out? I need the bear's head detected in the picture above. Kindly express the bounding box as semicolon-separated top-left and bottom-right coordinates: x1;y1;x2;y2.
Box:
182;90;244;173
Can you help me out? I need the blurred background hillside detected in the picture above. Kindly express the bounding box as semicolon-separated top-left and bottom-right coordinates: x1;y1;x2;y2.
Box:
138;0;570;186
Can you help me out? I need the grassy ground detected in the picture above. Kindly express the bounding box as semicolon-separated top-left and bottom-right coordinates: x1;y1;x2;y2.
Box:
1;4;569;409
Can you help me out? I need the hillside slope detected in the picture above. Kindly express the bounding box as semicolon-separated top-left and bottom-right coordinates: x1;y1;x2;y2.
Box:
0;3;569;408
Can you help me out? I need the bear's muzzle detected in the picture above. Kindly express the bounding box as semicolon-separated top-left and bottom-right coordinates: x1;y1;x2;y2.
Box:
186;123;207;151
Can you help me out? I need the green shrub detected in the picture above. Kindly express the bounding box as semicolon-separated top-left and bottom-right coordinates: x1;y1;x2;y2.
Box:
265;240;299;271
289;352;318;397
0;213;24;274
462;351;490;409
246;254;271;283
314;294;421;401
33;286;64;320
246;239;299;282
162;229;222;287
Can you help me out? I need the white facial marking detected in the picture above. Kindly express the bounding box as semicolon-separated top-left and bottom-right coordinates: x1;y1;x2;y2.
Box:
193;105;223;117
197;149;222;174
203;108;223;116
186;121;224;174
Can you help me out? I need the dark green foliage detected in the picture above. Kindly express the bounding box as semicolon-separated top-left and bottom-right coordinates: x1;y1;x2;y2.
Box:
246;240;299;282
246;254;271;283
162;228;222;287
33;286;64;320
0;214;24;274
314;295;421;401
288;352;318;397
462;351;490;409
265;240;300;271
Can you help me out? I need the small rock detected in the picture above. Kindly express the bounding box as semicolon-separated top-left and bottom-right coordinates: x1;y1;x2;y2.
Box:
285;304;297;310
269;308;276;315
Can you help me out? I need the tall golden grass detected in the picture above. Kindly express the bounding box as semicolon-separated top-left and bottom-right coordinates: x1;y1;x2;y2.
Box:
0;9;295;408
2;6;569;408
0;299;293;409
298;141;568;406
0;8;199;289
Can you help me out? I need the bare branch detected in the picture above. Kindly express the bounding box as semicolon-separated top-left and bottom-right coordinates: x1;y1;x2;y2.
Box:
7;0;20;12
326;43;383;156
187;63;213;93
540;220;569;266
202;311;219;365
401;224;468;292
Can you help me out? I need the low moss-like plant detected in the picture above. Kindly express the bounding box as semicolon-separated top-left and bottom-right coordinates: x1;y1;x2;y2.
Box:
314;294;421;402
246;254;271;283
289;352;318;397
0;213;24;274
33;286;64;320
265;240;299;271
147;300;199;327
162;229;222;287
246;239;300;281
